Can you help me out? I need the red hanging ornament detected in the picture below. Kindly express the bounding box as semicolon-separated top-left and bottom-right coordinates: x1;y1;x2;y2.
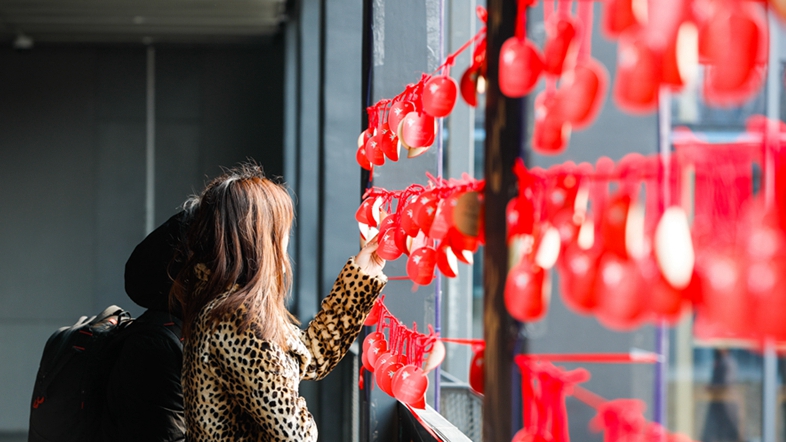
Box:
388;101;415;135
505;261;550;322
614;33;659;113
543;16;578;77
422;75;458;118
499;0;544;98
406;246;437;285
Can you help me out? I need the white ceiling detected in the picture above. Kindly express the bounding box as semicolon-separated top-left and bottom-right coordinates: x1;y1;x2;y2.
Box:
0;0;288;44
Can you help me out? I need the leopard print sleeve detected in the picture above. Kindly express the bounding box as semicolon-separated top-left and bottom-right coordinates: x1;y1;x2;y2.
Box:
300;257;387;381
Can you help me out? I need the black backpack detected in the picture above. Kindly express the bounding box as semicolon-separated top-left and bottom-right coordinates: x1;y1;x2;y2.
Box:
28;306;183;442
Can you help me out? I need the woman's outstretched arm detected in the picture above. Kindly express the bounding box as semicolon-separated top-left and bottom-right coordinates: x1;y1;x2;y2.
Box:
300;239;386;380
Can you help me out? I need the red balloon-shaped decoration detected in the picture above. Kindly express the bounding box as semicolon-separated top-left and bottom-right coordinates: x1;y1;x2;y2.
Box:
700;6;760;92
356;145;372;171
401;112;436;149
406;246;437;285
460;67;482;107
388;101;414;135
594;253;647;330
422;75;459;118
365;133;386;166
469;347;485;394
366;339;388;369
639;255;685;323
377;227;404;261
543;17;577;76
499;37;544;98
603;0;637;37
554;59;609;129
749;258;786;339
375;354;404;396
504;262;549;322
558;244;600;313
614;34;659;113
392;366;429;407
378;122;400;161
696;251;752;336
532;92;570;155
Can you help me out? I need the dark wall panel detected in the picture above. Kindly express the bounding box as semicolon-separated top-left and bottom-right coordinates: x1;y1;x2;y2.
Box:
0;47;99;320
0;42;285;433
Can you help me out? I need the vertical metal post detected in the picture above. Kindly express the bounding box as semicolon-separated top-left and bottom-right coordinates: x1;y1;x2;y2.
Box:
483;0;525;439
762;10;780;442
655;87;671;427
145;45;156;235
433;0;445;413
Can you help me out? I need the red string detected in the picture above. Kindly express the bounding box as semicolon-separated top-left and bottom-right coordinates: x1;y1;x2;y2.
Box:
516;0;529;41
577;0;593;61
516;353;659;363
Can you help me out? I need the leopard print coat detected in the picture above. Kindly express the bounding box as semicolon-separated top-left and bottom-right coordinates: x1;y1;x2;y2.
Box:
182;258;386;441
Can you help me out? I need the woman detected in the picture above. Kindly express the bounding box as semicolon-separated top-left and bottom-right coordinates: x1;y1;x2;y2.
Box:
171;163;386;441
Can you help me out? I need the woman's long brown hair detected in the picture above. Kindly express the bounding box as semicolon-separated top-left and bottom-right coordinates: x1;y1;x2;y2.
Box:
170;163;297;347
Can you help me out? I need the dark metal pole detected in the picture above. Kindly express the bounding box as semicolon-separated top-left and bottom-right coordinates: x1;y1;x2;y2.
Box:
482;0;526;440
360;0;374;439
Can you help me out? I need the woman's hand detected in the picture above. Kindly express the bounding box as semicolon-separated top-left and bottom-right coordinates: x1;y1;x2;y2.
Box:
355;235;386;278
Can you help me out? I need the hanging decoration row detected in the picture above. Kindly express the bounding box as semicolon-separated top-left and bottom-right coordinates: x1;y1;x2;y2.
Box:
504;116;786;346
356;7;488;172
359;297;445;409
357;174;485;285
505;0;769;111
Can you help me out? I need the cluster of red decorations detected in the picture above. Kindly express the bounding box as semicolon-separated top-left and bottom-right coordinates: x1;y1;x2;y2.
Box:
500;0;608;154
357;174;485;285
505;116;786;343
356;8;488;171
589;399;692;442
513;357;695;442
606;0;768;110
497;0;771;154
504;155;695;330
676;118;786;344
513;358;589;442
360;298;445;409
